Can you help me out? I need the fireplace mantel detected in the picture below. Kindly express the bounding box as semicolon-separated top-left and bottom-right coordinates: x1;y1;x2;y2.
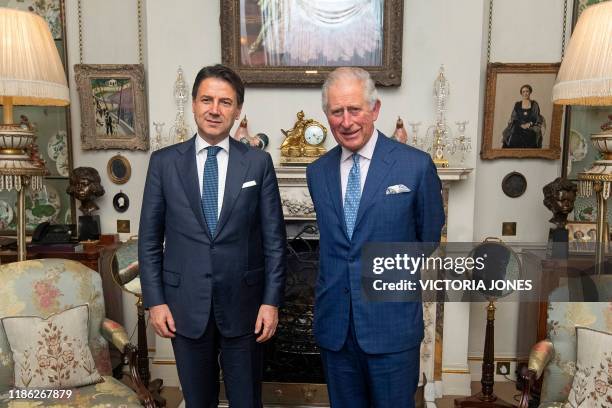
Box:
276;165;473;223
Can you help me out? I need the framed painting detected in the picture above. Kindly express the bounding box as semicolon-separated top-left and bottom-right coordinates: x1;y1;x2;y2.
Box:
0;0;76;235
74;64;149;150
220;0;403;86
481;63;563;160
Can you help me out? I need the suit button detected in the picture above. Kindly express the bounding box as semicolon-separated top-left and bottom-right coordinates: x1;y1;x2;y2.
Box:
205;273;212;278
344;287;349;294
210;245;215;250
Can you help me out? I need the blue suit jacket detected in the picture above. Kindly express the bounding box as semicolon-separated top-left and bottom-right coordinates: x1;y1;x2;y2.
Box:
306;133;445;354
139;136;286;339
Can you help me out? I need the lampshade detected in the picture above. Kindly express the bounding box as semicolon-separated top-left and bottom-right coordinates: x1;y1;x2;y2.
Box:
0;7;69;107
552;1;612;106
0;7;70;262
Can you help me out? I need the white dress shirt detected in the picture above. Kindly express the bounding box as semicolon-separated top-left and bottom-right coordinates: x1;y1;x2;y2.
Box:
340;129;378;204
196;134;229;218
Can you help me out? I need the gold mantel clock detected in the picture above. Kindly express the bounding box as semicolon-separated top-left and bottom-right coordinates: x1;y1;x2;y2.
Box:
280;111;327;164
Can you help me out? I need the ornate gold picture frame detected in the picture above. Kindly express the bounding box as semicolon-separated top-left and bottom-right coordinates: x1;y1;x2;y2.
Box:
74;64;149;150
481;63;563;160
107;154;131;185
220;0;403;86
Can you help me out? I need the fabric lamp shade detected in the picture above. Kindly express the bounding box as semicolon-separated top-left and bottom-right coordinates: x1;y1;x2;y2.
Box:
0;7;69;107
0;7;70;262
552;1;612;106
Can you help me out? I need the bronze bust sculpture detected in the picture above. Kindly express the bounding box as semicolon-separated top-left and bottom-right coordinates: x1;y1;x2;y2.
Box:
67;167;105;216
543;177;577;229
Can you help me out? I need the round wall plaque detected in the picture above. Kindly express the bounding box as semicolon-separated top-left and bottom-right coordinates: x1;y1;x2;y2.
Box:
502;172;527;198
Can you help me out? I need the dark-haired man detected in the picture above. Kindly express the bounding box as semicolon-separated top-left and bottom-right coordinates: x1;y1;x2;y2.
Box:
139;64;286;407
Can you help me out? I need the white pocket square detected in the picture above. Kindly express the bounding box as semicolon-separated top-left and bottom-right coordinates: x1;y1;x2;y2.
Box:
242;180;257;188
386;184;411;194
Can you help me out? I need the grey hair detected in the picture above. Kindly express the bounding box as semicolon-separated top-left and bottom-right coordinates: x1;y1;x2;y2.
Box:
321;67;378;112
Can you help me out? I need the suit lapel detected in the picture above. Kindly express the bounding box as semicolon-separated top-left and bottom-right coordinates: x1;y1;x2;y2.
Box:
323;146;348;240
176;136;211;239
215;138;249;238
354;134;395;232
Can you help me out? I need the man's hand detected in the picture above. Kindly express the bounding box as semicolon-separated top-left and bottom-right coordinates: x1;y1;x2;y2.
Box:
149;304;176;338
254;304;278;343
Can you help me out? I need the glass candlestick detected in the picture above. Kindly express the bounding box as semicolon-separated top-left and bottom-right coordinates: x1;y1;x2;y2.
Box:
408;121;423;149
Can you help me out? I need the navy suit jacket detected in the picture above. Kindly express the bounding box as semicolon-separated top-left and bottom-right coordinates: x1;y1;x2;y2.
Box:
306;133;445;354
139;136;286;339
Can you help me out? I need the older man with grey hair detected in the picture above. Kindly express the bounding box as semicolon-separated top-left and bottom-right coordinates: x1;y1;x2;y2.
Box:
307;67;445;407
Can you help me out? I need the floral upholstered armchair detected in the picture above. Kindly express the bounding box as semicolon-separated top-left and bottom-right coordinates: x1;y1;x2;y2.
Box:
0;259;154;408
518;282;611;408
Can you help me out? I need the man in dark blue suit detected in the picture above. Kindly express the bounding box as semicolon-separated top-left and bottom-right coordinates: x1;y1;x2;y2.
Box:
307;67;445;408
139;65;286;407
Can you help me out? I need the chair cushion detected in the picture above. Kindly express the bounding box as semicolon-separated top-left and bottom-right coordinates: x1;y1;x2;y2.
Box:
0;259;113;394
540;299;611;403
1;304;102;388
0;376;142;407
564;327;611;407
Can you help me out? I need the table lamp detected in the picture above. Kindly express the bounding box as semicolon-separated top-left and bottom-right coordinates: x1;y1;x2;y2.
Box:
552;2;612;269
0;8;70;261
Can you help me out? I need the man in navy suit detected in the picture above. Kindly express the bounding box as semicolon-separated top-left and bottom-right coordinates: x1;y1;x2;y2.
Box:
307;67;445;408
139;65;286;407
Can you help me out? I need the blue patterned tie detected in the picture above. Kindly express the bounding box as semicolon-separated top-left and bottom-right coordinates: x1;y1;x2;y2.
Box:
344;153;361;239
202;146;222;236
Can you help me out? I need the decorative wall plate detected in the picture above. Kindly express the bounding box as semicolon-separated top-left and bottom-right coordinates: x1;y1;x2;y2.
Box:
46;130;69;176
23;185;61;229
501;172;527;198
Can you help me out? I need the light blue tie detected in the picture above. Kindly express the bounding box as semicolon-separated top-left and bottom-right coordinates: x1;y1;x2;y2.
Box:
344;153;361;239
202;146;221;236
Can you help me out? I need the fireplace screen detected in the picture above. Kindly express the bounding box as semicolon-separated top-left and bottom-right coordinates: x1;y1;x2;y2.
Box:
264;226;324;383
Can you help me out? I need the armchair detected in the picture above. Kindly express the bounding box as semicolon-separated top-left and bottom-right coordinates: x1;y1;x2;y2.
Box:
0;258;155;407
518;284;611;408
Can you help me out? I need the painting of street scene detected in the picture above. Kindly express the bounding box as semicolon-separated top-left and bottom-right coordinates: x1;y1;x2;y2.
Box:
90;78;135;137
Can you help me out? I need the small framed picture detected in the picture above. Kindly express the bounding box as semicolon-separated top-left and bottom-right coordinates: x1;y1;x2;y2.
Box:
567;221;600;253
112;192;129;213
107;154;132;185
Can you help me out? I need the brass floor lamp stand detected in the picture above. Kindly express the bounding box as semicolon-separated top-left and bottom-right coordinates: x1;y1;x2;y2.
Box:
136;297;166;407
455;301;514;408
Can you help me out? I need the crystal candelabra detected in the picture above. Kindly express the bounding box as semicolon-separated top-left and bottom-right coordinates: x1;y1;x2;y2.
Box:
169;66;189;144
426;65;453;167
404;66;471;166
152;67;191;151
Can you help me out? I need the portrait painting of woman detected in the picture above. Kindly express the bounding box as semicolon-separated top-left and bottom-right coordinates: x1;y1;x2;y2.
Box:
502;84;545;148
481;63;563;160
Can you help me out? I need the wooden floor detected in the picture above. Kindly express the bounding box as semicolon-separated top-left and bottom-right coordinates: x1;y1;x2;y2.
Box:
162;381;521;408
435;381;521;408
